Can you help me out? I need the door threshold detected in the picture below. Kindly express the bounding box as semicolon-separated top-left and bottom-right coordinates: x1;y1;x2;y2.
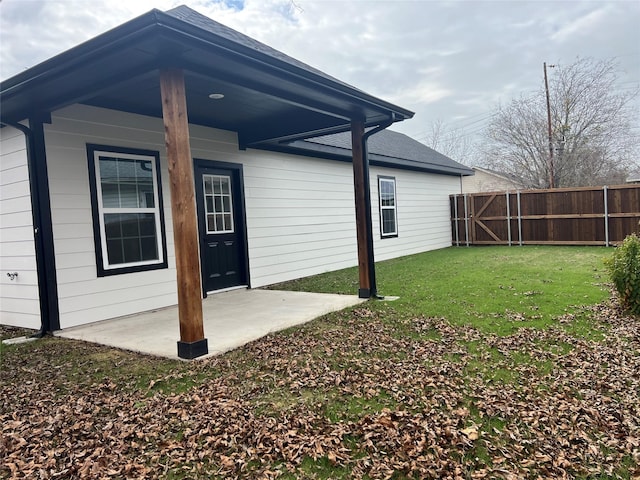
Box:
207;285;248;295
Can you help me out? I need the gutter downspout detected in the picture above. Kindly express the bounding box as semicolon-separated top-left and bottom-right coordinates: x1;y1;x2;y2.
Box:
361;114;396;299
1;116;59;336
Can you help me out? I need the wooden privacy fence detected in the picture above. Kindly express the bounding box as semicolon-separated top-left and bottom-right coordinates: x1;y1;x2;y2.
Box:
450;185;640;246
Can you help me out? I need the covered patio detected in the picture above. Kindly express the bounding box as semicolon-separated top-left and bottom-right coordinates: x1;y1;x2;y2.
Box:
0;5;413;359
56;289;364;359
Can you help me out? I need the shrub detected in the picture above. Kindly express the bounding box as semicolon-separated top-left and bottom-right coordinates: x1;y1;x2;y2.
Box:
605;233;640;316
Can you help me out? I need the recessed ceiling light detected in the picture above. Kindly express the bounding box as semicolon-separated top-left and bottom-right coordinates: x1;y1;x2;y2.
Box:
208;93;224;100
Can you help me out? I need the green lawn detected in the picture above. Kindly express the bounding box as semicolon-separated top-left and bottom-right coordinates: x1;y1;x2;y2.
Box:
2;246;638;479
271;245;611;334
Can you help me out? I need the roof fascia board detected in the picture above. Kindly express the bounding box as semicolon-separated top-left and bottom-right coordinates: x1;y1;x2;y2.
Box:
370;156;473;176
1;61;162;125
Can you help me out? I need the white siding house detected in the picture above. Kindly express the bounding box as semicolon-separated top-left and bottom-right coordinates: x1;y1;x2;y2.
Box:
0;127;40;329
24;104;463;329
462;166;525;193
0;6;471;356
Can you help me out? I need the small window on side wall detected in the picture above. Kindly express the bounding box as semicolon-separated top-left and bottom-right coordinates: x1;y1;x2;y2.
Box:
87;144;168;276
378;176;398;238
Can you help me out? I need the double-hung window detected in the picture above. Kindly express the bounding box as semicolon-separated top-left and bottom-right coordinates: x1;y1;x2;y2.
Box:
378;176;398;238
87;145;167;276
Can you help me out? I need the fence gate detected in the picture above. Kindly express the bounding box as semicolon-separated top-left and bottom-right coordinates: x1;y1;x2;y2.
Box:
471;193;508;244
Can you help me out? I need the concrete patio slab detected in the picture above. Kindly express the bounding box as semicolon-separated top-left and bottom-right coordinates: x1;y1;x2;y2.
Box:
56;289;365;359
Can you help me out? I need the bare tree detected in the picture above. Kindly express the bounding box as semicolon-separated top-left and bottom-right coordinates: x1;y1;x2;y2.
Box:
423;119;475;166
482;57;639;188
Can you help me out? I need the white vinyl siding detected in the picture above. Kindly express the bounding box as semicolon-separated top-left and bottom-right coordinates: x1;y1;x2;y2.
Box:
0;125;40;329
39;104;460;329
242;159;357;286
371;167;459;261
44;107;177;328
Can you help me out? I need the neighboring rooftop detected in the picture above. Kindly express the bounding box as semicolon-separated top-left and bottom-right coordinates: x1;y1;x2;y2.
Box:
472;166;524;184
626;169;640;184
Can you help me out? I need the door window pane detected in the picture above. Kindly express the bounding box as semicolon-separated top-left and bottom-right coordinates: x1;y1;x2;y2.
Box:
203;174;234;233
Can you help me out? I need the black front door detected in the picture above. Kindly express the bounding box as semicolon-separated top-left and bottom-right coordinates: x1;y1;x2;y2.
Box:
194;161;248;294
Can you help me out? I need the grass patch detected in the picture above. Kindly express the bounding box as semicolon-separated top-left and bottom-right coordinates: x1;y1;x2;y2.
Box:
324;390;398;423
279;456;355;479
272;246;609;334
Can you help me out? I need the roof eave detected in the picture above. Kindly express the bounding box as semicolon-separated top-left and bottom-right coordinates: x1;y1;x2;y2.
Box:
257;141;474;177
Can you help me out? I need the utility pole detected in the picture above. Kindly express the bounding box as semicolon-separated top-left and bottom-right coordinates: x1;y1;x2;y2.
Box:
544;62;555;188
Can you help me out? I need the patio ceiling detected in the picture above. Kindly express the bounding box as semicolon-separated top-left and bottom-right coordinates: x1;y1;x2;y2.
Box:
0;7;413;147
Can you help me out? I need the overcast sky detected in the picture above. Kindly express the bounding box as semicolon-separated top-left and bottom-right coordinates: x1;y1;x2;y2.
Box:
1;0;638;156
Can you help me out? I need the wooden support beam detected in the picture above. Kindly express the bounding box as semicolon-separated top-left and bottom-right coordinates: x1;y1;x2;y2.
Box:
159;68;208;359
351;120;372;298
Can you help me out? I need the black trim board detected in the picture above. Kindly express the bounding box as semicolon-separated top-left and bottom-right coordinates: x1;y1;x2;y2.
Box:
86;144;169;277
29;115;60;331
6;115;63;333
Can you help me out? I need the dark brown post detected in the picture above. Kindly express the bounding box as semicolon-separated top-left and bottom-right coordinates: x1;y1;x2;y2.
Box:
160;68;208;359
351;120;372;298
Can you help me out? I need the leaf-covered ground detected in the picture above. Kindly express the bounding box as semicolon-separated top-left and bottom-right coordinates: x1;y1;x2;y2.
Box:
1;299;639;479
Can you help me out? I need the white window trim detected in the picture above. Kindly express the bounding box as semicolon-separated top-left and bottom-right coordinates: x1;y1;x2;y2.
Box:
378;176;398;237
93;150;165;271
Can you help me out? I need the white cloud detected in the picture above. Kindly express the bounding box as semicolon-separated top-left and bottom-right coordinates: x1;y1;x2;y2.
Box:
550;5;610;43
1;0;638;149
390;80;453;107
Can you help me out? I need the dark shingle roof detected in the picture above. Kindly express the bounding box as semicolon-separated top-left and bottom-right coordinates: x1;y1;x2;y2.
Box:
164;6;366;94
276;129;473;176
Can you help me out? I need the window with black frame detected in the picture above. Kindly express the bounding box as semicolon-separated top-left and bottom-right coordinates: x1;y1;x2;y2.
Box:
378;176;398;238
87;144;167;276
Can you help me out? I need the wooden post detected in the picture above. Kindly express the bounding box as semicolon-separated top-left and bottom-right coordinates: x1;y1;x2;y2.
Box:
160;68;208;359
351;120;372;298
